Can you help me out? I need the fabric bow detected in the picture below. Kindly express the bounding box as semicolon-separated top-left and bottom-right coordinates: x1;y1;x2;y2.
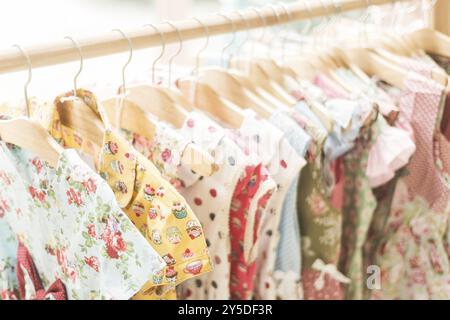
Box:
16;242;67;300
311;259;351;291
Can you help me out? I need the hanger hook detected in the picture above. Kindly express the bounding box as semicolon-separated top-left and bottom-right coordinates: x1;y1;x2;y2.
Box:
358;0;373;47
216;13;237;68
266;5;282;60
299;0;313;35
163;20;183;88
277;3;291;61
12;44;32;117
249;7;267;59
144;23;166;85
291;0;313;53
315;0;331;49
233;10;251;60
64;36;83;96
331;0;343;46
192;17;209;76
112;28;133;95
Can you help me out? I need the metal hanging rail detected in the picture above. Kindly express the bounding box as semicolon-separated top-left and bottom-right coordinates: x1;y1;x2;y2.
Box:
0;0;409;75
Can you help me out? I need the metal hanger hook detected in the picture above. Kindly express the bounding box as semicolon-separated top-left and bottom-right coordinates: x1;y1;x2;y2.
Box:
144;23;166;85
216;13;237;68
266;5;282;60
359;0;373;46
315;0;332;49
64;36;83;96
112;28;133;95
192;17;210;76
12;44;32;117
163;20;183;88
277;2;292;61
249;7;267;58
233;10;251;60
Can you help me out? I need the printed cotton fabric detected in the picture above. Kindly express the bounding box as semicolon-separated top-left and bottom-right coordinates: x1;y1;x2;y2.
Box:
177;111;249;300
45;90;213;299
232;110;306;300
0;142;166;300
270;110;310;299
371;76;450;299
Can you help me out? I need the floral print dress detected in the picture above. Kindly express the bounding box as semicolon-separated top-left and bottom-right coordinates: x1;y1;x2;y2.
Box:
371;77;450;300
0;141;166;300
0;212;18;300
229;110;306;300
122;112;249;300
43;89;212;300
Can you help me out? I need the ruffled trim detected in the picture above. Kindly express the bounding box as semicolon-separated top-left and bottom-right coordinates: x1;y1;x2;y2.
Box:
367;123;416;188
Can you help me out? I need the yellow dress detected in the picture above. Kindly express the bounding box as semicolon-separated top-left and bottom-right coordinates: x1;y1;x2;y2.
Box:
30;89;213;299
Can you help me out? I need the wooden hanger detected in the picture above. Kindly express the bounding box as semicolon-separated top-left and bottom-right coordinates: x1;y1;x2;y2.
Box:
56;92;105;148
103;26;215;177
0;116;64;167
120;23;191;129
102;96;216;176
232;7;296;106
327;46;420;91
221;11;292;110
120;84;190;129
407;29;450;59
0;46;63;168
197;13;275;118
177;78;245;128
174;16;269;122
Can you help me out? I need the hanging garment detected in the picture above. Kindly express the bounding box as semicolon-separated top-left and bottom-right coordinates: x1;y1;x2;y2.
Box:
229;164;271;300
0;140;166;300
338;124;378;300
232;110;306;300
270;110;310;300
123;113;248;300
215;112;278;300
314;74;349;99
40;89;212;300
371;76;450;300
366;115;416;188
121;121;190;190
176;111;250;300
0;215;18;300
16;242;67;300
289;106;328;162
425;54;450;140
297;157;348;300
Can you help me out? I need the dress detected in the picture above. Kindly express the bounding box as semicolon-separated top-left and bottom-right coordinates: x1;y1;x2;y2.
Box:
371;77;450;299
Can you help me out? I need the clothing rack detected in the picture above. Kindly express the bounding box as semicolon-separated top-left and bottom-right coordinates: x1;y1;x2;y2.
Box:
0;0;412;75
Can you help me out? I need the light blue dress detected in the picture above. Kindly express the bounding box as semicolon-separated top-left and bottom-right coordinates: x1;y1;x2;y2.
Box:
269;111;310;278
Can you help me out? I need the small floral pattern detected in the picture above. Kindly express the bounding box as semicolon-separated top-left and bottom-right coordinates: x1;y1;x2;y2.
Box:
0;142;166;300
50;90;212;300
298;159;345;300
339;127;378;300
123;111;249;300
0;217;18;300
228;110;305;300
369;68;450;299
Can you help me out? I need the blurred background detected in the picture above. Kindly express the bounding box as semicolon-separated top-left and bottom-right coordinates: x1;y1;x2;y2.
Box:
0;0;429;102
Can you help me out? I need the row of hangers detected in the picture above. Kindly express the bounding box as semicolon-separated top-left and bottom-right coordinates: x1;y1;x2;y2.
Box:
0;0;449;176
